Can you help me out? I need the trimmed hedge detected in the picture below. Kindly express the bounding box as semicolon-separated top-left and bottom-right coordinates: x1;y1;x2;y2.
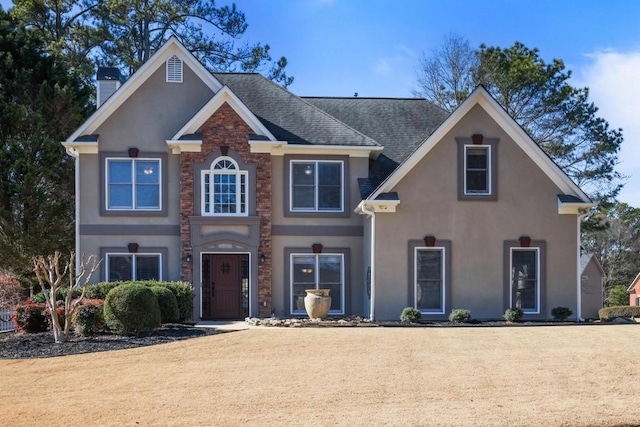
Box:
150;286;179;324
157;282;193;321
103;284;161;336
12;300;49;333
598;306;640;321
72;299;106;336
84;282;122;300
503;307;523;322
32;287;83;304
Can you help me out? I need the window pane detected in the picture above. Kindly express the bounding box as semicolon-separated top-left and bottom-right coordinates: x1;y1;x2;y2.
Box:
292;256;315;284
466;148;487;169
512;250;537;311
318;162;341;185
136;185;160;208
466;170;488;192
318;186;341;210
108;255;132;281
416;249;443;311
292;163;315;186
319;255;341;283
292;186;315;209
136;255;160;280
109;184;133;208
135;161;159;184
108;161;132;184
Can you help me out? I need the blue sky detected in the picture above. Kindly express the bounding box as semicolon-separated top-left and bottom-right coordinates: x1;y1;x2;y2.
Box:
3;0;640;206
226;0;640;207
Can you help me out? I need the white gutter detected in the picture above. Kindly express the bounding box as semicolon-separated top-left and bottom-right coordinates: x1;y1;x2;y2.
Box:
576;211;589;321
360;204;376;321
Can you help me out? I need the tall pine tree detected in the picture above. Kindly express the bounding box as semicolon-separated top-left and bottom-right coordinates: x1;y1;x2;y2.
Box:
0;7;91;277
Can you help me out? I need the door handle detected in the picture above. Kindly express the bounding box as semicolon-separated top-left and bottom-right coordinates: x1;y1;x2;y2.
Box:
211;281;215;297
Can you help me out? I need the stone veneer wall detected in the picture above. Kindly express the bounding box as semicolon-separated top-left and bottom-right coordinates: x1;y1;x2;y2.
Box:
180;103;273;316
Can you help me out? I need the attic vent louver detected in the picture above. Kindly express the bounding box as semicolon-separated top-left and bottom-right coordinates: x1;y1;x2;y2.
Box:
166;55;183;83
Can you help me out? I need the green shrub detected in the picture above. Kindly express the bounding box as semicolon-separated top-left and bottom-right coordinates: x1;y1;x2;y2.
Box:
103;284;161;336
503;307;523;322
551;306;573;321
154;281;194;321
32;287;84;304
449;308;472;323
12;300;49;333
598;306;640;321
72;299;106;336
150;286;179;324
84;282;122;300
400;307;421;323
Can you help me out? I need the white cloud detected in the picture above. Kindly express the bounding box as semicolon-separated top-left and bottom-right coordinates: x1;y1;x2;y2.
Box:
576;50;640;207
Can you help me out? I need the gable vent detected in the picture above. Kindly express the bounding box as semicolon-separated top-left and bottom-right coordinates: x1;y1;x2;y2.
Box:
166;55;183;83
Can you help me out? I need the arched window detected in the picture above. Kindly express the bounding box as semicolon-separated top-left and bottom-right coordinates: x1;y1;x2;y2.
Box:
202;157;248;216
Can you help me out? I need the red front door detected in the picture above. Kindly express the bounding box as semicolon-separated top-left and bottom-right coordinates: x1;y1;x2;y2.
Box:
202;254;248;319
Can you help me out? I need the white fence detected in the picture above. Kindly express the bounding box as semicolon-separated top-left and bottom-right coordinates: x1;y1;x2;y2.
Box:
0;307;14;331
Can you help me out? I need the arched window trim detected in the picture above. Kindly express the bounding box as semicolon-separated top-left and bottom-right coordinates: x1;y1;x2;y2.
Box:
201;156;248;217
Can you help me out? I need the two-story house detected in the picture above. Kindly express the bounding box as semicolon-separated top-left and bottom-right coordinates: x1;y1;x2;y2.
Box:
62;37;596;321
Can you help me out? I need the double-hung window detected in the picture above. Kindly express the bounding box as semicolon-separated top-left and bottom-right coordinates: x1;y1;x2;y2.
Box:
202;157;248;216
106;253;161;282
415;247;446;314
290;253;344;315
510;248;540;314
106;158;161;210
464;145;490;195
291;160;343;212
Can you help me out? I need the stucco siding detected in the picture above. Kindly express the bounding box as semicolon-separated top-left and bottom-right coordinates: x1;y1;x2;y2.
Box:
373;104;579;320
77;63;214;281
271;235;363;317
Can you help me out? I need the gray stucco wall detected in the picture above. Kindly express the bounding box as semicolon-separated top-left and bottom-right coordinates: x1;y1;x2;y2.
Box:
372;104;580;320
78;61;214;283
270;154;368;317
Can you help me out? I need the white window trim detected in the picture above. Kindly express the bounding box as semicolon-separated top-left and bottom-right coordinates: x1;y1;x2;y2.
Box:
290;253;345;316
510;247;541;314
200;156;249;217
106;252;162;282
464;145;491;195
105;157;162;211
414;247;446;314
289;160;344;212
166;55;183;83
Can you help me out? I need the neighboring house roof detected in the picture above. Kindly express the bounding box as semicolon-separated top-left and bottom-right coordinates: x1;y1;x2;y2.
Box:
212;73;380;147
627;273;640;293
580;253;604;276
360;85;593;207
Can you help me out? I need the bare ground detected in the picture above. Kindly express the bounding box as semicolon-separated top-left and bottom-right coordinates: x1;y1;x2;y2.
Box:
1;324;639;427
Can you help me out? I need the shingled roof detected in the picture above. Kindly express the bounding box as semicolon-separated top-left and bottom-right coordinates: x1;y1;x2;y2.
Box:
303;97;449;164
212;73;379;147
305;97;449;198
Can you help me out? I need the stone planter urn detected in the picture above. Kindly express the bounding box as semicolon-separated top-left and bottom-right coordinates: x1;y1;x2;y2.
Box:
304;289;331;320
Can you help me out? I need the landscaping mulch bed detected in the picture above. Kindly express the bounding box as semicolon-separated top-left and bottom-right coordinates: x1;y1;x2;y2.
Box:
0;323;218;359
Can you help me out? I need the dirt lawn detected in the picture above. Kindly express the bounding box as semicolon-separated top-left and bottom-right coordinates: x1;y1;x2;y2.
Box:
1;325;639;426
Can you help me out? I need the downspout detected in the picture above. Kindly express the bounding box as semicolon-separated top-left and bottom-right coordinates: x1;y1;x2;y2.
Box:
576;211;588;322
360;204;376;321
74;154;81;275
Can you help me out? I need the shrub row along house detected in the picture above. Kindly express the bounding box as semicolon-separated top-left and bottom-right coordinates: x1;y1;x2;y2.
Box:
62;37;600;322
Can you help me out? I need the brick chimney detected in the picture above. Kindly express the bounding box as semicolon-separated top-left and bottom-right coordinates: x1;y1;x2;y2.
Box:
96;67;122;108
